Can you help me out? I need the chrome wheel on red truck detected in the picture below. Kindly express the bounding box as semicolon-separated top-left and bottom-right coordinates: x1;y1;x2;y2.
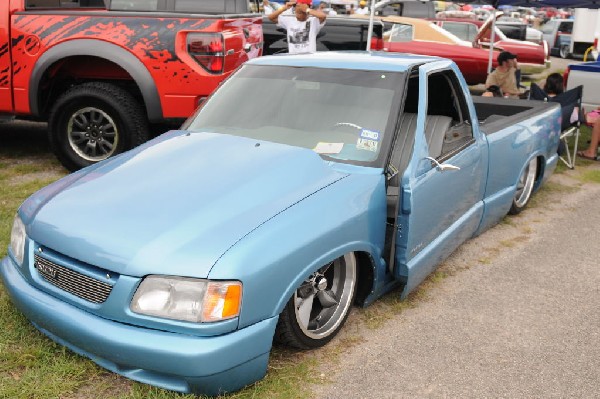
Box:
275;252;357;349
49;82;149;171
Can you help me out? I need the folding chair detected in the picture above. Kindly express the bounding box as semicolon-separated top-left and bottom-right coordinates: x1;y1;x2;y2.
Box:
529;82;584;169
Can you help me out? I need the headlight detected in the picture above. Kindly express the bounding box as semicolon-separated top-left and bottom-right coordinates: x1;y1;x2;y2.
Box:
9;215;26;265
130;276;242;323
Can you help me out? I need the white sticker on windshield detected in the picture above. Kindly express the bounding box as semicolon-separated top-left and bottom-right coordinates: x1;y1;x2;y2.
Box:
357;138;378;152
314;142;344;154
360;129;380;141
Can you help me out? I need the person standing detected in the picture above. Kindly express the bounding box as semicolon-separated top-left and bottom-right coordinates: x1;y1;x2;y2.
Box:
262;0;274;15
355;0;369;15
268;0;327;54
485;51;521;99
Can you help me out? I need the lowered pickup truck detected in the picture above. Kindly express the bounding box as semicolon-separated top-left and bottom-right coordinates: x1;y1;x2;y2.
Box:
2;52;561;395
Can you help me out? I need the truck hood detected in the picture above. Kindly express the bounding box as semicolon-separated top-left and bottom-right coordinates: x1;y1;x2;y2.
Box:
28;132;347;278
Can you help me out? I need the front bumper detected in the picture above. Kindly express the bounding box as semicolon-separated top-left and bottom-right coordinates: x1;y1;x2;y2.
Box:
0;256;277;395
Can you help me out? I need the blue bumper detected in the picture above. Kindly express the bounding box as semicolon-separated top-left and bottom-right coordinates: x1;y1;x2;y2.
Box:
0;256;277;395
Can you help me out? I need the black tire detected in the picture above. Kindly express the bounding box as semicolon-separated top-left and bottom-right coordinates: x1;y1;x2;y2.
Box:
509;158;538;215
48;82;149;171
274;252;357;349
559;44;571;59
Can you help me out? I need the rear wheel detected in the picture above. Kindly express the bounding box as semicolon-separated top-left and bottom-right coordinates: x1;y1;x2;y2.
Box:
49;82;149;171
275;252;357;349
509;158;537;215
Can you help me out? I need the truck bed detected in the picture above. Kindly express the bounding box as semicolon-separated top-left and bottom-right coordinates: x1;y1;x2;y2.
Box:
473;96;559;135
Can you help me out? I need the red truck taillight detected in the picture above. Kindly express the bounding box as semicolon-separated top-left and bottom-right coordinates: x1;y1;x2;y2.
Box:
187;33;225;74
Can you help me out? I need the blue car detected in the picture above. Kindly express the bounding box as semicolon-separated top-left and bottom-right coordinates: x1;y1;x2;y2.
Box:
2;51;560;395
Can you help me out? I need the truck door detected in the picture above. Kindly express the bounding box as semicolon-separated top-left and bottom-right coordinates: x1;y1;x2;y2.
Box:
0;4;12;113
394;61;487;298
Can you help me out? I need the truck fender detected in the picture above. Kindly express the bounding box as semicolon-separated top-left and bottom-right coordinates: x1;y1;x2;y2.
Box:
29;39;162;121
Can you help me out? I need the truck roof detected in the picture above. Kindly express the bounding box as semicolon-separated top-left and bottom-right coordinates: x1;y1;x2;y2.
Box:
247;51;440;72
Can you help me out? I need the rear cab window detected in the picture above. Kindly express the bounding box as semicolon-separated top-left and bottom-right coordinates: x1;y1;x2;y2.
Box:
106;0;260;13
25;0;106;8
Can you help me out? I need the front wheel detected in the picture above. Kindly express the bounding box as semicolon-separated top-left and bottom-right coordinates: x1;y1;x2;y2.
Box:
559;44;571;59
275;252;357;349
509;158;538;215
49;82;149;171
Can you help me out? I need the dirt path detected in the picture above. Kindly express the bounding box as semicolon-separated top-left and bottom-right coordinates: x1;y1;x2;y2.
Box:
313;165;600;399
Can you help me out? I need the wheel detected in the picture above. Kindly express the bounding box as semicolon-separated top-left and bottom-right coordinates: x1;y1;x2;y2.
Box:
509;158;537;215
559;44;570;59
49;82;149;171
275;252;357;349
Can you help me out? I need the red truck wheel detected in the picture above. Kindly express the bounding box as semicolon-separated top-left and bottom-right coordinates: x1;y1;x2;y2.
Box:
49;82;149;171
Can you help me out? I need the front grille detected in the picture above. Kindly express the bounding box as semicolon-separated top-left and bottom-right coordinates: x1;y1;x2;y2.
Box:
34;255;112;304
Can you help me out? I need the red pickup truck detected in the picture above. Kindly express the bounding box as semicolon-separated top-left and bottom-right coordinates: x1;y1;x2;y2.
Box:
0;0;262;170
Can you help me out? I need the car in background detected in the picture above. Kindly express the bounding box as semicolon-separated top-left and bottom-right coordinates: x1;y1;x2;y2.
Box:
379;15;500;84
541;19;573;58
431;18;549;75
496;19;544;44
374;0;436;18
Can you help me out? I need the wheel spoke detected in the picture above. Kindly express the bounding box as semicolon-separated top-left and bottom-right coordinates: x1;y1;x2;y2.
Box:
317;289;339;308
91;110;104;125
98;141;113;154
297;292;315;329
73;114;88;130
70;131;87;145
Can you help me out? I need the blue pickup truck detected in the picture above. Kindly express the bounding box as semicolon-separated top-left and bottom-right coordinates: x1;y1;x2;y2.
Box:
2;52;561;395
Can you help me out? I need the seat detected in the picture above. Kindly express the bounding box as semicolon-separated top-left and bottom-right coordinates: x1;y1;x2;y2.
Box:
386;113;453;215
529;82;584;169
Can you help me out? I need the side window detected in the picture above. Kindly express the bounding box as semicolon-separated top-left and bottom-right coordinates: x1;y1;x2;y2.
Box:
541;21;555;35
558;22;573;34
386;24;414;42
26;0;106;7
175;0;224;13
426;71;473;159
443;23;469;41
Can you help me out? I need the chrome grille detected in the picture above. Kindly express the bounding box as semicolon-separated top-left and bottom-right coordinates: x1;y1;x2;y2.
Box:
34;255;112;304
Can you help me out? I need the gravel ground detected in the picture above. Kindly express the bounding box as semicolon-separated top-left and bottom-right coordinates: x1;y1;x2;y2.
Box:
313;167;600;399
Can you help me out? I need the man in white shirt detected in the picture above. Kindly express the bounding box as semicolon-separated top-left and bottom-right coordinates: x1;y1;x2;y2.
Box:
263;0;275;15
318;1;337;16
268;0;327;54
354;0;369;15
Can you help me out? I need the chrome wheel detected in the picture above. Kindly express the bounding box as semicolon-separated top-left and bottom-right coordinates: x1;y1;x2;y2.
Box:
510;158;537;214
67;106;119;162
275;252;357;348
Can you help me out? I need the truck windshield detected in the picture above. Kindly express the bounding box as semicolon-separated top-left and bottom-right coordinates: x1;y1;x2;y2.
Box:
186;65;405;167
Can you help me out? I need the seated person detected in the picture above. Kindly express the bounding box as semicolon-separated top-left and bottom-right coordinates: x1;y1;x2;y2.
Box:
543;73;564;97
485;51;521;99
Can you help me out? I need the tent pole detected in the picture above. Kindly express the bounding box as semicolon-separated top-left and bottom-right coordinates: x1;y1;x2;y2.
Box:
487;9;497;74
366;0;376;51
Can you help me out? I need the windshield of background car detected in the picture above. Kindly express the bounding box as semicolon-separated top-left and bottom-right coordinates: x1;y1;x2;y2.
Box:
186;65;406;167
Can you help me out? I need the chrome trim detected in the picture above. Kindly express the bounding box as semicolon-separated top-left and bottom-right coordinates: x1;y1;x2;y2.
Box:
34;255;112;304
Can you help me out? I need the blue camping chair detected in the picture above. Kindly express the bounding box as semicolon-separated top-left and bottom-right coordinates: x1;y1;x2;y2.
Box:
529;82;584;169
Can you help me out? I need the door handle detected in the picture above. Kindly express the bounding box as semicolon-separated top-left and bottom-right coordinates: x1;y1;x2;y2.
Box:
425;157;461;172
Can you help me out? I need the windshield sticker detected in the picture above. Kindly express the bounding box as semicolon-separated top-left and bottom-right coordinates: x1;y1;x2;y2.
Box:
356;138;379;152
360;129;380;141
314;142;344;154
